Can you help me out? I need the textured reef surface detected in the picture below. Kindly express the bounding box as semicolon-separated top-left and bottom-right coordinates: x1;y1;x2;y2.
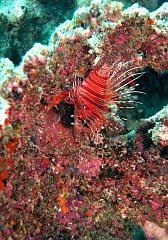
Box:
0;0;168;239
0;0;76;65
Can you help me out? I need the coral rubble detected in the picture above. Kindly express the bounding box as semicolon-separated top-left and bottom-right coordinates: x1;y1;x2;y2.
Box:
0;0;168;239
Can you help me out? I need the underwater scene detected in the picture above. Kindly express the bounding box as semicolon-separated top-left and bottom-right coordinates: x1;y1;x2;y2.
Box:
0;0;168;239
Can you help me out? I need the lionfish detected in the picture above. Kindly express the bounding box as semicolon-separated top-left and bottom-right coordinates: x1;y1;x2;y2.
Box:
49;59;144;143
66;58;144;143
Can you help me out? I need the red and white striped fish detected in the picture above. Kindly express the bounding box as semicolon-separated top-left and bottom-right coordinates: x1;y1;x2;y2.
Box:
68;60;144;143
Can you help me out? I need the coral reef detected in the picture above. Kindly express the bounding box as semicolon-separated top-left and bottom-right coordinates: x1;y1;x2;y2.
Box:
0;0;76;65
144;221;168;240
0;0;168;239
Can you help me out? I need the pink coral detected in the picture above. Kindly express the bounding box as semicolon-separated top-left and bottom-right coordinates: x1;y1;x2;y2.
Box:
158;125;168;147
75;153;103;178
144;221;168;240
